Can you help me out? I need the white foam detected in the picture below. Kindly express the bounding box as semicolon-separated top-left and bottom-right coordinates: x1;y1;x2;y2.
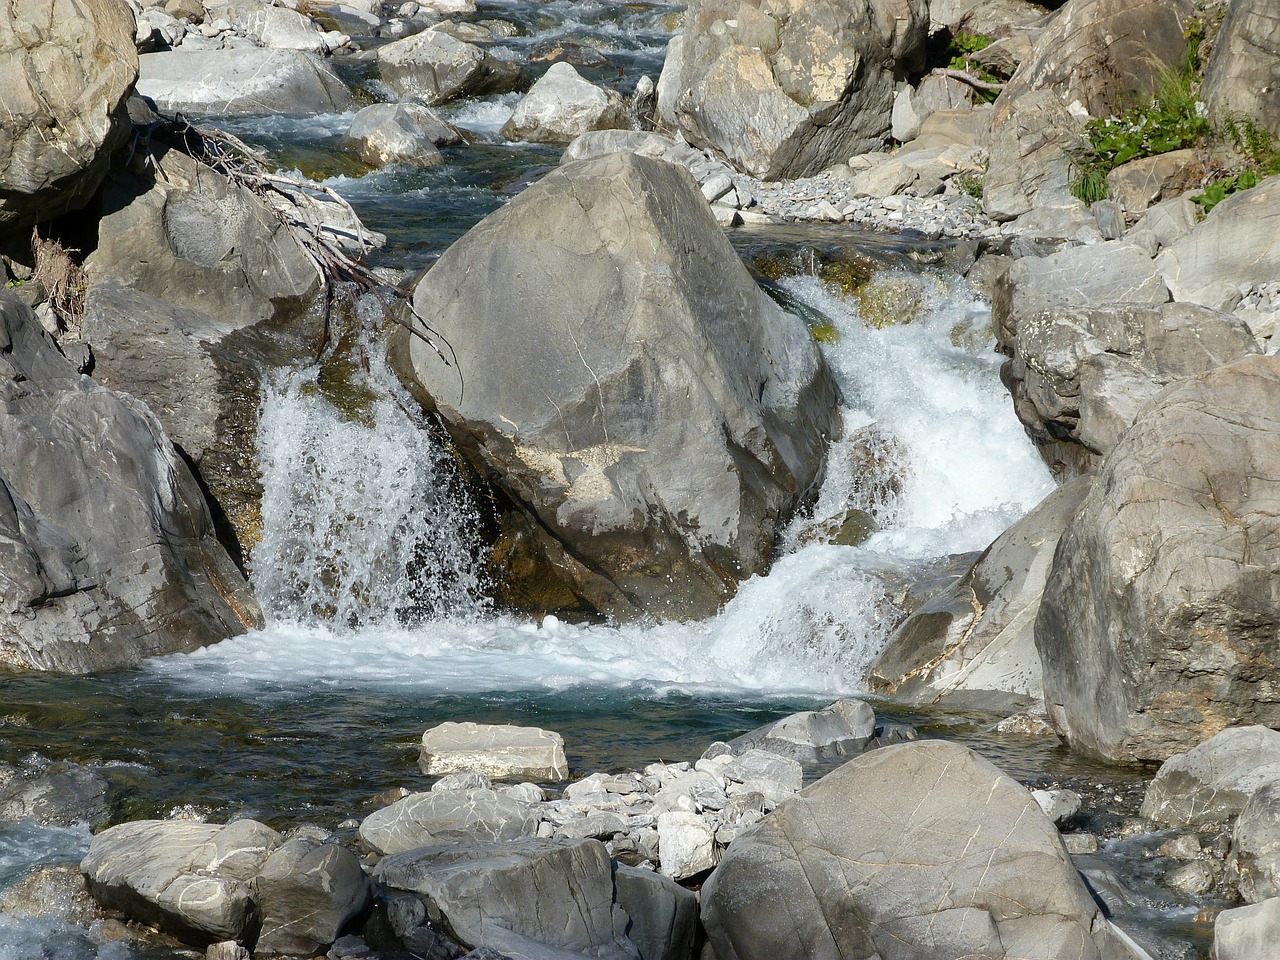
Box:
442;93;521;139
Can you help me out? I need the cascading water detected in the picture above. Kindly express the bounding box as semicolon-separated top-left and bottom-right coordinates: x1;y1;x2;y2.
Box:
151;266;1053;696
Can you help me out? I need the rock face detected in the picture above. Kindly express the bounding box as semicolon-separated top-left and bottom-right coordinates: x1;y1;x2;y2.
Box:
390;153;837;621
84;145;325;559
869;477;1092;711
358;789;540;855
81;819;282;946
656;0;928;179
0;292;261;673
1037;357;1280;763
998;299;1258;477
419;722;569;781
501;62;628;145
137;49;353;117
1141;727;1280;829
1156;178;1280;309
1204;0;1280;138
374;839;638;958
0;0;138;230
983;0;1193;221
377;27;527;105
701;740;1139;960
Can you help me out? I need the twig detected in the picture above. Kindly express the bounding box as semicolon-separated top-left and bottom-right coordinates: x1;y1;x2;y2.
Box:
932;67;1006;93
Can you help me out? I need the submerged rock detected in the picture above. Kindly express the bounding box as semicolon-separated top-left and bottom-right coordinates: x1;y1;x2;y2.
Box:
0;762;109;827
390;153;837;621
700;739;1142;960
1038;358;1280;762
0;292;261;673
0;0;137;230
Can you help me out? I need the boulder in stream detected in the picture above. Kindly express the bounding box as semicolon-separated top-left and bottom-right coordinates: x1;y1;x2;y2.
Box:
137;49;354;117
389;152;838;622
0;762;109;827
1038;357;1280;762
377;27;528;105
1141;726;1280;830
419;722;569;781
501;62;629;145
358;789;540;855
0;0;138;231
252;837;373;956
726;698;875;763
0;291;262;673
343;103;461;168
700;739;1143;960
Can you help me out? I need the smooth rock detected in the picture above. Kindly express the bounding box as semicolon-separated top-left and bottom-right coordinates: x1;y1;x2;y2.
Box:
655;812;715;881
561;130;676;165
0;0;137;229
137;49;353;116
377;27;526;105
218;1;330;53
1213;897;1280;960
1142;727;1280;829
501;62;627;145
1032;788;1082;825
1106;149;1201;217
1204;0;1280;138
358;789;539;855
727;698;875;762
388;153;836;621
252;838;373;956
419;722;568;781
1039;361;1280;762
344;102;457;167
613;865;698;960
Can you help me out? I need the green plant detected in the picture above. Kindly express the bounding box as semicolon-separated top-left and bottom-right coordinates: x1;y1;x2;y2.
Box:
945;32;1001;103
955;173;984;199
1070;167;1110;203
1190;117;1280;213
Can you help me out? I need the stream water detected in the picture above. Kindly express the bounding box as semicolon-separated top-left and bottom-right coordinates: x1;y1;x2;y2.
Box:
0;3;1228;958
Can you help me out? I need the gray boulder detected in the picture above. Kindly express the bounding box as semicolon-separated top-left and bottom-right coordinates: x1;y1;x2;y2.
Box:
999;301;1258;477
728;699;875;762
1141;726;1280;829
501;63;628;145
1105;149;1201;217
1230;780;1280;903
614;866;697;960
377;27;527;105
137;49;353;117
1213;898;1280;960
927;0;1047;36
561;130;676;165
0;863;103;925
217;1;343;54
84;146;325;559
0;762;109;827
252;838;373;956
419;722;568;781
374;839;636;958
983;0;1192;221
0;292;262;673
343;103;462;168
869;476;1093;712
0;0;137;230
358;789;540;855
1204;0;1280;139
81;819;282;946
700;739;1141;960
656;0;928;179
1156;176;1280;310
1037;358;1280;762
389;153;836;621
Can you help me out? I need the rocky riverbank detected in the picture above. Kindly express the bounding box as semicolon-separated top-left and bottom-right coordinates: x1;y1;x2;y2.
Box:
3;0;1280;957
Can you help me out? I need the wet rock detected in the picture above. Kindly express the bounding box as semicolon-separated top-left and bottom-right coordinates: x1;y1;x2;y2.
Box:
727;698;875;763
0;762;109;827
419;722;568;781
701;740;1142;960
1143;728;1280;829
0;292;262;672
81;819;282;946
995;714;1057;737
1166;860;1216;896
374;838;635;958
1063;833;1098;855
358;789;540;855
253;838;373;956
377;27;527;105
656;0;928;179
501;63;628;145
389;153;836;622
0;0;137;230
137;49;353;116
206;943;251;960
1204;0;1280;138
868;477;1088;711
343;103;454;168
1038;360;1280;763
1231;780;1280;903
1213;896;1280;960
0;863;103;924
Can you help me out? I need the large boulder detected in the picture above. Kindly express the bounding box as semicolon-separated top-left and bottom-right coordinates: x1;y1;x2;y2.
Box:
1140;726;1280;829
700;740;1141;960
983;0;1193;221
1213;898;1280;960
342;103;458;168
0;292;261;673
217;0;342;54
727;698;876;763
377;27;527;106
0;0;138;230
252;838;373;956
1156;177;1280;309
868;476;1093;711
81;819;282;946
137;49;353;117
1230;780;1280;903
656;0;929;179
1204;0;1280;139
500;62;628;145
358;789;540;855
374;839;636;958
419;722;569;781
83;145;326;560
389;153;837;621
1037;357;1280;762
999;300;1259;477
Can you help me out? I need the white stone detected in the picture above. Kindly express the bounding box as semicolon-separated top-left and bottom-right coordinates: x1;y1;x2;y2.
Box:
419;722;568;781
656;812;716;880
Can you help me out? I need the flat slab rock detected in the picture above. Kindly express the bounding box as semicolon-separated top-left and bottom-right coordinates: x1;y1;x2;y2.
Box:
419;722;568;781
358;788;540;856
